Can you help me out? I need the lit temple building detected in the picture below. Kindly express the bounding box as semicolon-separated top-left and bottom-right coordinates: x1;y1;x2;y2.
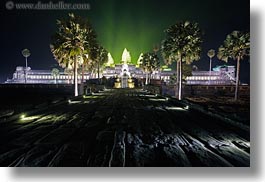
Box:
5;48;235;85
5;65;235;85
4;65;174;84
186;65;236;85
5;66;90;84
5;48;174;84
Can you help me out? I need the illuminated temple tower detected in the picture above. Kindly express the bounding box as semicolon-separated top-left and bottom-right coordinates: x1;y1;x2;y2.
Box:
121;48;131;65
114;48;135;88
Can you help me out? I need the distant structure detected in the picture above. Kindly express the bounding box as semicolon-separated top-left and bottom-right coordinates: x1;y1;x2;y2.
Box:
5;65;235;85
186;65;236;85
5;66;89;84
5;48;235;85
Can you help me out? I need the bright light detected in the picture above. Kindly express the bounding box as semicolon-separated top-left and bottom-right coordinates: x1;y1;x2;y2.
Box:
149;98;167;102
93;93;105;96
184;106;190;110
83;95;103;99
121;48;131;64
139;94;156;98
165;107;187;111
20;115;41;122
105;53;115;67
20;114;26;119
68;100;82;104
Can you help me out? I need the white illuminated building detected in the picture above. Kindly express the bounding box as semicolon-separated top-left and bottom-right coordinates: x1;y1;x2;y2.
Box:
5;64;235;85
5;48;235;85
5;66;90;84
186;65;236;85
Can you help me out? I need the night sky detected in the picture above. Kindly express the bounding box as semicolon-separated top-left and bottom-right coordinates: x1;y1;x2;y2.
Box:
0;0;250;83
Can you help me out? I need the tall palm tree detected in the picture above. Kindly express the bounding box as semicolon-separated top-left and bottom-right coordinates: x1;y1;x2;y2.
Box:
50;13;92;96
139;52;160;85
97;46;108;80
90;44;108;81
207;49;215;72
81;27;97;84
207;49;215;84
22;49;31;83
218;31;250;101
51;68;60;84
161;21;202;100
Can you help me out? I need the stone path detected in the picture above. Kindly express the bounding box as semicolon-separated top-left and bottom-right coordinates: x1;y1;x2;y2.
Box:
0;89;250;167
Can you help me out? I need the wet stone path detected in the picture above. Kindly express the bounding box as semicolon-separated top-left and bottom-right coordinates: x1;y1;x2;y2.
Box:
0;89;250;167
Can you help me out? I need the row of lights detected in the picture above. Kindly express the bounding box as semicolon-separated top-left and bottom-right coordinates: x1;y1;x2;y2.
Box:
28;75;90;80
187;76;219;81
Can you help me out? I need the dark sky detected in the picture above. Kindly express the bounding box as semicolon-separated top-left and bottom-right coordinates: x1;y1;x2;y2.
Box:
0;0;250;83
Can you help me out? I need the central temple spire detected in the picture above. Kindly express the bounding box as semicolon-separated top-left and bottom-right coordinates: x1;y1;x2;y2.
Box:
121;48;131;64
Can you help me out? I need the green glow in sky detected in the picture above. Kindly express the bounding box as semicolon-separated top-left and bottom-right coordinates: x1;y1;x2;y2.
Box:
86;0;170;64
80;0;249;72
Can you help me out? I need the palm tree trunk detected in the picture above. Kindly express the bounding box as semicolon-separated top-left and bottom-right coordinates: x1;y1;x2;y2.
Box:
74;58;78;96
209;58;212;72
178;57;182;100
175;61;180;98
91;70;94;79
234;57;240;101
81;64;84;84
145;73;148;85
209;58;212;84
98;62;100;80
25;57;28;83
149;73;151;84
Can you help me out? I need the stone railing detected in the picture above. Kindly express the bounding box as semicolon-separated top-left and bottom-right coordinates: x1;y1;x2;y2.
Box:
144;84;250;97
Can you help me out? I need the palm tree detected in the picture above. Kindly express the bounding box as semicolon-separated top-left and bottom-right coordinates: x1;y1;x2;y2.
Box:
207;49;215;72
90;44;108;81
97;47;108;80
161;21;202;100
50;13;93;96
80;55;92;83
149;53;160;82
139;52;160;85
218;31;250;101
207;49;215;84
51;68;60;84
81;27;97;84
22;49;31;83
